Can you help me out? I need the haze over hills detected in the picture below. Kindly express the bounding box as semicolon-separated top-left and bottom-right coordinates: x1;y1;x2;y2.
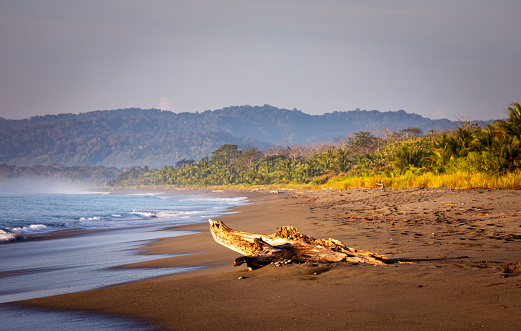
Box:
0;105;493;169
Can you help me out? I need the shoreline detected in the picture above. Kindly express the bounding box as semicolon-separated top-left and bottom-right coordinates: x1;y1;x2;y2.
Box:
0;189;255;304
1;187;253;244
12;188;521;329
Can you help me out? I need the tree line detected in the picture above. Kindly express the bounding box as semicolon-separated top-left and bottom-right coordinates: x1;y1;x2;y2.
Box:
110;103;521;188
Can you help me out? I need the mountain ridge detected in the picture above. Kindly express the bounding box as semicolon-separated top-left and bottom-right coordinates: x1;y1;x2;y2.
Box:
0;105;494;168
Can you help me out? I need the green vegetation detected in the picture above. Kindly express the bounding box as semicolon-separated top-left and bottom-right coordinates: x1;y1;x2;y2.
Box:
110;103;521;190
0;108;261;168
1;105;480;168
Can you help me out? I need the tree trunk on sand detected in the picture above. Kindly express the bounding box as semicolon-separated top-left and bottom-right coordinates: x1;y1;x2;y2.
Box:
208;219;386;270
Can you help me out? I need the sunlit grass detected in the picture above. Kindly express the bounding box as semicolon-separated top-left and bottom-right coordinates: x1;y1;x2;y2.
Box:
312;170;521;190
130;170;521;191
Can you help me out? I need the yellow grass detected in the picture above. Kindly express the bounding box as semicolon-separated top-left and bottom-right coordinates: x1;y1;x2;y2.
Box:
133;171;521;191
312;170;521;190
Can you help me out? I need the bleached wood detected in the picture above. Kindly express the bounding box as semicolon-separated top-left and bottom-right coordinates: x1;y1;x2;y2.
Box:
208;219;386;269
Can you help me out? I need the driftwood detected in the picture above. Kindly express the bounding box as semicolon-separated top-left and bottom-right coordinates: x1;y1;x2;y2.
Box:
208;219;386;270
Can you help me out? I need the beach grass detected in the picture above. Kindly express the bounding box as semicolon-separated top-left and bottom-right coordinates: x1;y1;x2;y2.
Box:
124;169;521;191
308;170;521;190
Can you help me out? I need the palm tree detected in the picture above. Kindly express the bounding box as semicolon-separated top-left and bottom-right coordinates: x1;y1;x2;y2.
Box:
433;133;458;164
392;145;427;173
453;125;475;157
331;148;352;174
471;125;499;152
498;135;521;168
495;102;521;138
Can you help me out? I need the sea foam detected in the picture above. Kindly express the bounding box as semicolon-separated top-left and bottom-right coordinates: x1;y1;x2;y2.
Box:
8;224;47;233
79;216;101;222
0;229;25;242
130;210;157;218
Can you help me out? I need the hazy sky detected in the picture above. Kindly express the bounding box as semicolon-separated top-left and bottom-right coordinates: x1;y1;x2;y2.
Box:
1;1;520;121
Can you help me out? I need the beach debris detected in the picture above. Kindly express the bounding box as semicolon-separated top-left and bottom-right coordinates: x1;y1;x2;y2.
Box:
272;259;293;267
208;219;386;270
490;233;521;241
502;263;521;278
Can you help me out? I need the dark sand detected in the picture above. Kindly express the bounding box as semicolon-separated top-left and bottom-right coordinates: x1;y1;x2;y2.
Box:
16;188;521;330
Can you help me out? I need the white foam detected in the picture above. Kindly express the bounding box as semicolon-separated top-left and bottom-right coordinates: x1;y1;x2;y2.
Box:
155;211;182;218
8;224;47;233
130;210;157;218
79;217;101;222
0;229;25;242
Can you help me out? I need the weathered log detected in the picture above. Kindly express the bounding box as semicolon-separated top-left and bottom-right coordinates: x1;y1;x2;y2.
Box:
208;219;386;269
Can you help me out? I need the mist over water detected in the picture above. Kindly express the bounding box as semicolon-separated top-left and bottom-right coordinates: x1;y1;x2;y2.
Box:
0;179;102;242
0;177;95;194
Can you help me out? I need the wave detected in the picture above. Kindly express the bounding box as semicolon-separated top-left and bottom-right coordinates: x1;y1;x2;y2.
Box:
7;224;48;233
79;216;101;222
130;210;158;218
0;229;25;242
0;192;249;243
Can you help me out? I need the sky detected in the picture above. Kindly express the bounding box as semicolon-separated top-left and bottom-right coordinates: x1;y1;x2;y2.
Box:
1;1;520;121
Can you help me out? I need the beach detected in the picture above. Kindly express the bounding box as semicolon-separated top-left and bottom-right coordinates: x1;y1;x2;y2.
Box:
13;188;521;330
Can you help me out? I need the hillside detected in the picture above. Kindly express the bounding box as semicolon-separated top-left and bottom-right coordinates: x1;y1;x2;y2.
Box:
0;105;491;168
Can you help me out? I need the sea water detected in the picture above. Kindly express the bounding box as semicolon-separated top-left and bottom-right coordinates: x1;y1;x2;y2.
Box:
0;189;247;328
0;191;245;241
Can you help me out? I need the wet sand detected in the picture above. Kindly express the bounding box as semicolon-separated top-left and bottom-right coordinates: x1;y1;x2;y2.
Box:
15;188;521;329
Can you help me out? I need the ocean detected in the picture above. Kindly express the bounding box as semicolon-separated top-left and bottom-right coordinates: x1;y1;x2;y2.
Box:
0;190;246;242
0;188;247;329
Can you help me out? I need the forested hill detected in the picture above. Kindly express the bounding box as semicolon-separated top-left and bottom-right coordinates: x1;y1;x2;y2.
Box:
0;105;490;168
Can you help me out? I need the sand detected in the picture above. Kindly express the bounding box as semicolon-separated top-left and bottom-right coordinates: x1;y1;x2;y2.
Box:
15;188;521;330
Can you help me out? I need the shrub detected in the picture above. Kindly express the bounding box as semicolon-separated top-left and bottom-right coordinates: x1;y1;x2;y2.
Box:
452;151;508;175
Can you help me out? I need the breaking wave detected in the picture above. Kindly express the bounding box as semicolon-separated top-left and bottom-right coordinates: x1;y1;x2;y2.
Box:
0;229;25;242
0;192;248;242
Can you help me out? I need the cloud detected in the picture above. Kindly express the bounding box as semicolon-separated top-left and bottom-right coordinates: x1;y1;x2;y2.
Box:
431;108;450;120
